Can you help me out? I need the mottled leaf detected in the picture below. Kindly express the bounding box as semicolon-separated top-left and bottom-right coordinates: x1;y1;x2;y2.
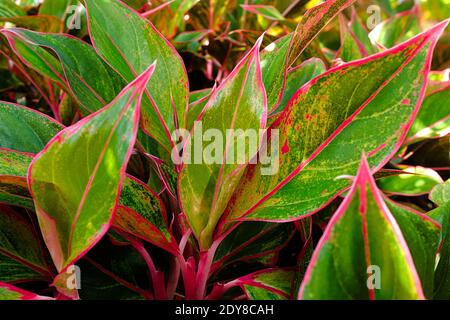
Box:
0;149;33;209
225;21;448;223
271;57;326;117
114;175;178;255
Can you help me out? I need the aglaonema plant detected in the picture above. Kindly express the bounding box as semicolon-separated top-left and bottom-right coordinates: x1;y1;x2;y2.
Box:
0;0;449;300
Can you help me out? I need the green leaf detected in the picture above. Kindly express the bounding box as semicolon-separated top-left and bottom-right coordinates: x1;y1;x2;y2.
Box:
0;102;63;154
114;175;179;255
83;0;189;149
3;28;125;115
386;200;441;298
186;88;212;130
378;166;443;196
225;21;448;223
369;7;421;48
298;157;425;300
179;37;267;249
0;283;52;300
0;0;26;18
241;5;285;21
28;65;155;272
39;0;76;19
287;0;356;67
406;83;450;144
0;149;34;209
240;269;294;300
213;222;294;272
0;255;43;283
2;29;67;86
429;202;450;299
0;205;52;283
339;13;376;62
261;34;291;112
430;179;450;206
271;57;326;117
0;15;63;33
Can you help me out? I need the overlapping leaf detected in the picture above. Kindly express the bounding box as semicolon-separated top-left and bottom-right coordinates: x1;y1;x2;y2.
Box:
114;175;179;255
83;0;189;149
225;21;448;223
0;149;33;209
0;102;62;153
240;269;294;300
179;37;267;248
369;7;421;48
298;157;425;300
287;0;356;67
0;205;52;283
2;28;125;114
406;82;450;144
28;65;154;271
0;283;52;300
213;222;294;273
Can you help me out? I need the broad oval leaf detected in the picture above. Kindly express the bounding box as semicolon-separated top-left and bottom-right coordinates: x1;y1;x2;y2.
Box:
83;0;189;149
298;156;425;300
225;21;448;223
179;36;267;249
28;64;155;272
0;101;63;153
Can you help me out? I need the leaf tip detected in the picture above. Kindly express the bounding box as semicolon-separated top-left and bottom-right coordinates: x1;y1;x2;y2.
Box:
130;62;156;91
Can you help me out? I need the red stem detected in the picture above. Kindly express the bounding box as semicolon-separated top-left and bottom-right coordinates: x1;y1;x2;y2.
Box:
128;237;167;300
195;239;220;299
